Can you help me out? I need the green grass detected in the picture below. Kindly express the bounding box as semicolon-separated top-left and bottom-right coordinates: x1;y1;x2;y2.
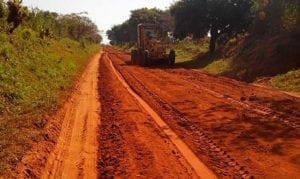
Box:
271;69;300;92
203;58;232;75
0;27;100;175
171;39;234;75
172;39;209;63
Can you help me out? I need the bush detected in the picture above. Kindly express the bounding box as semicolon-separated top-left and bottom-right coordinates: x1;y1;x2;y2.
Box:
0;32;8;42
271;70;300;92
20;28;35;40
13;27;37;41
0;42;16;60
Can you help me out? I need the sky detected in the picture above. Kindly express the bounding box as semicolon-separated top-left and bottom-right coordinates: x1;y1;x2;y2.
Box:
22;0;176;43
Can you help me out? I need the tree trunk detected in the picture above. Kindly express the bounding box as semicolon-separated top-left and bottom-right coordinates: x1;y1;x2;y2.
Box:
209;26;218;53
297;1;300;31
267;0;283;34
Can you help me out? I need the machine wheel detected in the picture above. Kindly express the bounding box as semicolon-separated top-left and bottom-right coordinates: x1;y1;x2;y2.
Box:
131;50;138;65
168;49;176;66
141;51;149;67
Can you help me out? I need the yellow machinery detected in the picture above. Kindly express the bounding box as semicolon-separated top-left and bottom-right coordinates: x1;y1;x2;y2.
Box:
131;23;175;66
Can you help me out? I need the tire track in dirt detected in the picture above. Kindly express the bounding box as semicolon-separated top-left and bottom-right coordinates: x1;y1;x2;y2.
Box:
113;50;300;129
106;47;300;178
139;67;299;129
163;69;300;128
98;52;201;178
41;53;101;179
107;53;217;178
107;54;253;178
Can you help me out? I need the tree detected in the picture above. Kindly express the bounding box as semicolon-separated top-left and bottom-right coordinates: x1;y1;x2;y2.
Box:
58;13;101;43
24;10;102;43
251;0;299;35
290;0;300;30
107;21;131;45
171;0;255;52
0;0;4;18
107;8;173;45
7;0;28;33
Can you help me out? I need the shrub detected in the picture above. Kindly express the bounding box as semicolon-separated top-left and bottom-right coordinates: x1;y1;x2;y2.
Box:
0;32;8;42
0;42;16;60
20;28;35;40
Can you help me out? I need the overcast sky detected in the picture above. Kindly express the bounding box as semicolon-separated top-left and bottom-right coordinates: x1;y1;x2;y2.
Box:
22;0;176;43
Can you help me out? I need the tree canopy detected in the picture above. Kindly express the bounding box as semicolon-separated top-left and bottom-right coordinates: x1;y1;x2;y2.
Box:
7;0;28;33
170;0;255;52
0;1;4;18
25;11;102;43
251;0;299;35
107;0;255;52
105;0;300;53
0;0;102;44
107;8;173;45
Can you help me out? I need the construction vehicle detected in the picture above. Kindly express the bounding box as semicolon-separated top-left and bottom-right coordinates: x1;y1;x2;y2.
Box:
131;23;175;66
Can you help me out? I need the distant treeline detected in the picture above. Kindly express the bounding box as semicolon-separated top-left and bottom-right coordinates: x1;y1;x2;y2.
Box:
107;0;299;52
107;8;174;46
0;0;102;44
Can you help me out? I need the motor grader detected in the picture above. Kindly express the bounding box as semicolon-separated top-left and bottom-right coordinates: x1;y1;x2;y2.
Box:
131;23;175;66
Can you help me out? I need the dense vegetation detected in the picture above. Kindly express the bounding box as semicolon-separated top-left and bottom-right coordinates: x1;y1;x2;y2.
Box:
170;0;255;52
107;0;299;91
0;0;101;174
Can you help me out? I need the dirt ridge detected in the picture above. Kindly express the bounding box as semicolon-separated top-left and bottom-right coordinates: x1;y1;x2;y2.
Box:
98;52;198;178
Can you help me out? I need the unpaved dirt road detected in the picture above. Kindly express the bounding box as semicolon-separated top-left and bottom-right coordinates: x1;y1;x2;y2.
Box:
41;53;101;179
101;47;300;178
12;47;300;178
98;52;204;178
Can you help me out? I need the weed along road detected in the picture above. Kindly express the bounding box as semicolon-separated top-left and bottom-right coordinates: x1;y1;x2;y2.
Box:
14;48;299;178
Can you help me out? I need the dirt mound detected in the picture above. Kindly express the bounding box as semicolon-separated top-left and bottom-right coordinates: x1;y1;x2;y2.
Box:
227;32;300;82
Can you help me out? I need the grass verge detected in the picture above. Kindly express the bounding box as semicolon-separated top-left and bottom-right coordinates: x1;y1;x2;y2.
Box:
271;69;300;92
172;39;208;63
203;58;232;75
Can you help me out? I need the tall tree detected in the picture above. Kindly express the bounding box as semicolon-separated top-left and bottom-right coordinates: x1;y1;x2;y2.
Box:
171;0;255;52
266;0;283;34
7;0;28;33
251;0;299;35
0;0;4;18
298;0;300;30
